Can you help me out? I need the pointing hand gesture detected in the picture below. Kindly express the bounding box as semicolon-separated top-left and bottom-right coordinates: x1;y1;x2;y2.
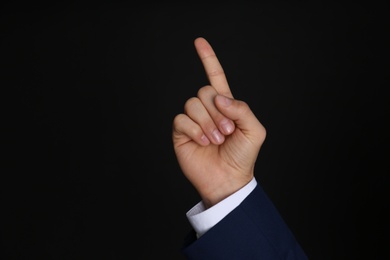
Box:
172;37;266;208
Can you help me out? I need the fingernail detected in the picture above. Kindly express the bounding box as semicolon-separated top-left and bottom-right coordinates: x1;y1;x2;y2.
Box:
212;129;224;144
220;118;234;134
201;134;210;145
216;95;232;107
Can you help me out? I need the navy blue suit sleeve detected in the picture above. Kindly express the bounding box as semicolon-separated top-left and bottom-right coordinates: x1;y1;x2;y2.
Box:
181;184;308;259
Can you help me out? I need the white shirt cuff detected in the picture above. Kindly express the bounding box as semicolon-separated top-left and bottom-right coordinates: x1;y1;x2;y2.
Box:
186;177;257;238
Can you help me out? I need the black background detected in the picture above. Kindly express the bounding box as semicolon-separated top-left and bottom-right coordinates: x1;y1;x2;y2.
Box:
1;1;389;259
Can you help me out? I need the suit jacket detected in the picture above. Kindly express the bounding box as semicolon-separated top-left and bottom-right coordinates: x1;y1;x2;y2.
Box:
181;184;308;259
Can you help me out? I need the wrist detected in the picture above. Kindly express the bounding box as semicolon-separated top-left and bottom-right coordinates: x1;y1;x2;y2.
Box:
201;176;253;208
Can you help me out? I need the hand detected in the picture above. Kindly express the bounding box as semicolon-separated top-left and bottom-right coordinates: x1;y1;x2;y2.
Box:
172;37;266;208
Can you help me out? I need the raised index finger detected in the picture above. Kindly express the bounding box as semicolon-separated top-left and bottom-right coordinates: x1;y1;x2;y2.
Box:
194;37;233;99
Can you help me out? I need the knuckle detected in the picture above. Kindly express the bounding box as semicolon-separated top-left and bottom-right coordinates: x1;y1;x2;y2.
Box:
190;126;203;137
207;68;224;78
236;100;251;115
184;97;200;112
197;85;214;99
172;113;186;126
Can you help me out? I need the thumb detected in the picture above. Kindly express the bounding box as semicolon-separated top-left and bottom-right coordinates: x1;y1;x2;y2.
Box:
215;95;266;140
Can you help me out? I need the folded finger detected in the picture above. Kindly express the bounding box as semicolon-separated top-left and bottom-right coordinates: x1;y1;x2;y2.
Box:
172;113;210;146
184;97;225;145
197;86;235;136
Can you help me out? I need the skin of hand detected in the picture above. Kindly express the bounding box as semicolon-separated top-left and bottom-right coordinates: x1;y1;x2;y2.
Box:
172;37;266;209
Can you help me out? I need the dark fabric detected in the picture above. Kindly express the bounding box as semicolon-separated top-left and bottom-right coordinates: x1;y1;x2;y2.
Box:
182;184;308;259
